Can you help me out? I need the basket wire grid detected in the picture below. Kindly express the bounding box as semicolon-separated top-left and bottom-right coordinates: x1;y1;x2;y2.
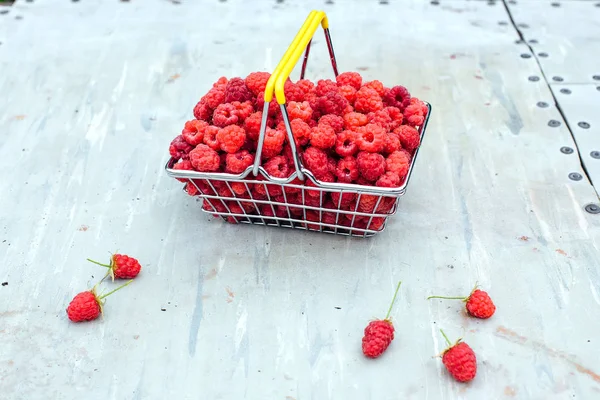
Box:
165;10;431;237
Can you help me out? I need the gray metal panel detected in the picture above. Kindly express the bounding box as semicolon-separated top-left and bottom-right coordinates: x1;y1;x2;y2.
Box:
1;1;600;399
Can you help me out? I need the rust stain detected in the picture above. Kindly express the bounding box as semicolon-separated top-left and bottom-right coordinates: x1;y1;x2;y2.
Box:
167;73;181;83
78;225;89;232
7;360;14;366
504;386;517;396
0;310;22;317
133;335;140;340
474;75;483;80
205;268;217;280
556;249;567;256
202;295;211;300
533;247;539;252
14;115;26;120
225;286;235;303
518;236;530;241
285;397;296;400
356;66;369;71
496;326;600;383
484;102;491;106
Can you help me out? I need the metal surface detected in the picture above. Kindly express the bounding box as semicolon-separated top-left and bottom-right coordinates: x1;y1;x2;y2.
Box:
2;0;600;399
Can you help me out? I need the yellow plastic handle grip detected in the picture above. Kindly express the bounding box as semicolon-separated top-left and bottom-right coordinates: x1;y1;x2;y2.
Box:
275;11;329;104
263;11;321;103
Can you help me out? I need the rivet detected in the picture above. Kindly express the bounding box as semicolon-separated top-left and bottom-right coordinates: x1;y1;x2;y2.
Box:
537;101;549;108
553;76;564;82
578;121;590;129
548;120;561;127
591;151;600;159
560;147;574;154
529;76;540;82
521;53;532;59
560;88;571;94
538;52;548;57
585;204;600;214
569;173;582;181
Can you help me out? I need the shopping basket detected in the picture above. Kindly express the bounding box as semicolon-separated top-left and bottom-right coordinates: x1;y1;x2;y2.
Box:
165;10;431;237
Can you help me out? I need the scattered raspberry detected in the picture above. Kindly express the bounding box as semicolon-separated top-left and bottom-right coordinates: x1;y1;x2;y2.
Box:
288;101;313;122
376;171;401;188
169;135;193;160
296;79;315;94
318;114;344;133
335;130;358;157
386;150;410;179
189;144;221;172
335;156;359;183
182;119;209;146
232;101;254;122
201;86;227;109
172;160;193;182
428;287;496;319
244;111;263;141
212;103;239;127
356;124;386;153
87;254;142;280
193;100;212;121
225;150;254;174
263;155;291;178
318;91;349;116
355;87;384;113
315;79;339;97
384;133;401;154
385;106;404;130
66;280;132;322
217;125;246;153
261;128;285;158
439;330;477;382
343;112;368;131
357;151;385;181
310;124;336;149
289;119;311;146
224;77;254;103
339;85;357;105
394;125;420;153
203;126;221;151
284;81;305;102
336;72;362;90
302;147;330;178
383;85;411;111
363;80;386;96
404;98;428;126
362;282;402;358
245;71;271;95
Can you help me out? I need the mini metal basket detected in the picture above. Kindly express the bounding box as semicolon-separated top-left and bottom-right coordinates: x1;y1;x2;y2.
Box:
165;10;431;237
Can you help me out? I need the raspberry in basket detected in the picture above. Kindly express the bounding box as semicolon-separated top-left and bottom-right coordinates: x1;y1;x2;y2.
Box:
363;80;386;97
201;86;227;109
331;191;356;207
404;98;428;127
284;81;305;102
213;76;228;88
335;130;358;157
356;124;386;153
354;87;384;113
189;144;220;172
315;79;339;97
385;106;404;130
244;111;263;141
336;72;362;90
318;91;349;117
256;91;281;117
394;125;421;153
384;133;401;154
182;119;209;146
224;77;253;103
263;155;291;178
203;126;221;151
169;135;193;160
289;119;311;146
310;124;336;150
383;85;411;112
376;171;401;188
302;147;330;178
288;101;313;123
338;85;357;105
296;79;315;95
213;103;239;128
185;182;199;196
245;71;271;95
343;112;368;131
335;156;359;183
225;150;254;174
367;110;393;131
386;150;410;180
232;101;254;122
261;128;286;159
172;159;193;182
318;114;344;133
217;125;246;154
357;151;385;181
230;181;251;195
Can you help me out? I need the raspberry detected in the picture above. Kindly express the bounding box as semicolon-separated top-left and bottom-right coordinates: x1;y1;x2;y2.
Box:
87;254;142;280
289;119;311;146
202;199;227;215
428;287;496;319
203;126;221;151
439;330;477;382
383;85;411;111
318;114;344;133
216;125;246;153
357;151;385;181
357;194;379;212
66;280;132;323
302;147;330;178
386;150;410;179
287;101;313;122
225;150;254;174
212;103;239;127
315;79;339;97
230;181;250;195
385;106;404;130
404;98;428;126
201;86;227;109
335;156;359;183
339;85;357;105
224;77;253;103
263;155;291;178
356;124;386;153
310;124;336;149
394;125;420;153
169;135;193;160
343;112;368;131
213;77;228;88
335;130;358;157
367;217;385;231
256;91;281;117
362;282;402;358
376;171;401;188
296;79;315;94
172;159;193;182
261;128;285;159
181;119;209;146
304;210;322;230
384;133;401;154
193;100;212;121
245;71;271;95
232;101;254;122
318;91;349;116
189;144;220;172
354;87;384;113
331;191;357;207
363;80;385;96
327;156;338;175
336;71;362;90
284;81;305;102
214;181;233;197
367;110;393;131
244;111;264;141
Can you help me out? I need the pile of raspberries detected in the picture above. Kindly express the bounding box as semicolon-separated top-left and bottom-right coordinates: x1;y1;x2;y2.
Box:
168;71;427;229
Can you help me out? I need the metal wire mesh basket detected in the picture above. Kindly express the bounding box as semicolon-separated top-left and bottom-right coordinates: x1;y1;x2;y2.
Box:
165;10;431;237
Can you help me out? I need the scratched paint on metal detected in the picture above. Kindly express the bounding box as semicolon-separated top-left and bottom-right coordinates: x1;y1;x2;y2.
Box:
0;0;600;399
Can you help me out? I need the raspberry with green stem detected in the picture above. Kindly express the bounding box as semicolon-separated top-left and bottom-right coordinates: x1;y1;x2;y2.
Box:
361;281;402;358
427;283;496;319
87;253;142;281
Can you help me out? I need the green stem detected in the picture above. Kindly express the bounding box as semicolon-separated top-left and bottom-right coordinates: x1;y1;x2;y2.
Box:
98;280;133;299
87;258;111;268
427;295;466;300
440;329;452;347
384;281;402;320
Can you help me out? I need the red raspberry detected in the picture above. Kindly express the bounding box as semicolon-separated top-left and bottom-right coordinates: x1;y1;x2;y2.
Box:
384;133;401;154
244;111;263;141
201;86;227;109
362;282;402;358
212;103;239;127
386;150;410;179
230;181;251;195
376;171;401;188
87;254;142;280
232;101;254;122
356;124;386;153
439;330;477;382
193;100;212;121
363;80;386;96
318;91;349;116
335;156;359;183
296;79;315;94
66;280;132;322
261;128;285;158
288;101;313;122
343;112;368;131
385;106;404;130
172;159;193;182
263;155;291;178
302;147;329;178
404;98;428;126
339;85;357;105
213;77;228;88
182;119;209;146
224;77;253;103
368;217;385;231
318;114;344;133
315;79;339;97
203;126;220;151
367;110;392;130
383;85;411;111
394;125;420;153
284;81;305;102
355;87;384;113
310;124;336;149
245;71;271;95
256;91;281;117
225;150;254;174
185;181;199;196
305;210;322;230
357;194;383;213
336;71;362;90
189;144;220;172
327;156;338;175
289;119;311;146
357;151;385;181
217;125;246;153
335;130;358;157
202;199;227;215
169;135;193;160
331;191;357;207
428;287;496;319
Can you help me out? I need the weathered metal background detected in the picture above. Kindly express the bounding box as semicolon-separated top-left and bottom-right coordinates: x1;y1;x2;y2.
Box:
1;0;599;399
